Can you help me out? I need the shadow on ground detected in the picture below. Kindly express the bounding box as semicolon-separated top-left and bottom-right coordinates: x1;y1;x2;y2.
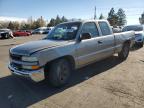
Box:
0;56;123;108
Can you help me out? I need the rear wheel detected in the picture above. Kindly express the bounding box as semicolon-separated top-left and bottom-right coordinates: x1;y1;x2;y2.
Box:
139;42;143;47
46;59;71;87
118;42;130;60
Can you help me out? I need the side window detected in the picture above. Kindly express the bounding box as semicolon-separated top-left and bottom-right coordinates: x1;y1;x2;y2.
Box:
81;22;99;37
99;22;111;36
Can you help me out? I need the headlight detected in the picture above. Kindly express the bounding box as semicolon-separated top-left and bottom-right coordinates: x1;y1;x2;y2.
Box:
22;56;38;62
22;65;40;70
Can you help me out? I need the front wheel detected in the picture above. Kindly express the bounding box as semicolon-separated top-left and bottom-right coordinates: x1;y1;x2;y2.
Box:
118;43;130;60
48;59;71;87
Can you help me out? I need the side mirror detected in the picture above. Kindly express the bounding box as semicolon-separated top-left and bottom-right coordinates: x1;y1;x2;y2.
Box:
80;33;91;41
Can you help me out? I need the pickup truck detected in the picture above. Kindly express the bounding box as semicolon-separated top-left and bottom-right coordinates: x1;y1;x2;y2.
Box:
8;20;135;87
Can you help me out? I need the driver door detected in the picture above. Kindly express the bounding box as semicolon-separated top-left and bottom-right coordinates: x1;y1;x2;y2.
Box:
76;22;100;67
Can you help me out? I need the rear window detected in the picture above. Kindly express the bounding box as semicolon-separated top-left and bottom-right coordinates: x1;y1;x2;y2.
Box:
99;22;111;36
81;22;99;37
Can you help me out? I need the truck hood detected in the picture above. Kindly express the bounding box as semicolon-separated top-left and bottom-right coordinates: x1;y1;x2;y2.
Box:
10;40;69;55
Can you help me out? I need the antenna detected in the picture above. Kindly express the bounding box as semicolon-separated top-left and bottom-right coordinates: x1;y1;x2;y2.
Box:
94;6;97;20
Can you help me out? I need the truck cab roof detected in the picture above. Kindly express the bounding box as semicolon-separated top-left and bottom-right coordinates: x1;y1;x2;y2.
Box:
61;20;108;25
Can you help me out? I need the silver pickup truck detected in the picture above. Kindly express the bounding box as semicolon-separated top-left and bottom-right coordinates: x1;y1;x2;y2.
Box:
8;20;135;87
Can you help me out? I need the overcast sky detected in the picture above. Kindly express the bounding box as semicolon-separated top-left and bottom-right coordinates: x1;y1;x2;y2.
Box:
0;0;144;25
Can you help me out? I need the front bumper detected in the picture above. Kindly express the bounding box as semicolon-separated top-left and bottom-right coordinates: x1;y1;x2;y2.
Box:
8;64;45;82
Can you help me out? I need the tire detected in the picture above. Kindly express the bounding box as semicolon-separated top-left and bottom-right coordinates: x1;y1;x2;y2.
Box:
139;42;143;48
118;42;130;60
47;59;71;87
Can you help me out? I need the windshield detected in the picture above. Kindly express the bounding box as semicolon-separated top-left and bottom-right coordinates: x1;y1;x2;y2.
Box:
122;25;143;32
45;22;81;40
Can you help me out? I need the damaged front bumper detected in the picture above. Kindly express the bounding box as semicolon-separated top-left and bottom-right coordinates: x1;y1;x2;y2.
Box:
8;63;45;82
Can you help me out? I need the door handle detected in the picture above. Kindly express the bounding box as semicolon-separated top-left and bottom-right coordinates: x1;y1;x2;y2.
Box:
98;40;103;44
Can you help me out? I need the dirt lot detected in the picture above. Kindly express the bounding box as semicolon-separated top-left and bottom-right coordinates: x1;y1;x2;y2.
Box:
0;35;144;108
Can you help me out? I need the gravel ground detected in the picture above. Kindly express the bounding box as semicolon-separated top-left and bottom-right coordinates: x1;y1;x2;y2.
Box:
0;35;144;108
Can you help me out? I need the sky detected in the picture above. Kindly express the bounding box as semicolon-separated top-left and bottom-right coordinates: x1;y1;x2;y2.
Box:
0;0;144;25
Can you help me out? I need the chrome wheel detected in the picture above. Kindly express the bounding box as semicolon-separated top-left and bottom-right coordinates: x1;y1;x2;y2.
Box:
48;59;71;87
57;63;70;83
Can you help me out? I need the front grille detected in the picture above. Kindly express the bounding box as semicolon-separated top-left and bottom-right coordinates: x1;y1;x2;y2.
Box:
11;62;22;70
10;53;22;61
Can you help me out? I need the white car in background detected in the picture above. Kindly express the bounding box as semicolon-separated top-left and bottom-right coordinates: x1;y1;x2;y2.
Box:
122;25;144;47
0;29;14;39
32;27;53;34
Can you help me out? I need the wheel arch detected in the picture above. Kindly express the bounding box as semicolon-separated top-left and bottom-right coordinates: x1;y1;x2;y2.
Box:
124;39;131;45
44;55;76;78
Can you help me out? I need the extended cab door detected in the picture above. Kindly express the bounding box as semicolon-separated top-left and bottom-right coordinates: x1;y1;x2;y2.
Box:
76;22;100;67
96;21;115;58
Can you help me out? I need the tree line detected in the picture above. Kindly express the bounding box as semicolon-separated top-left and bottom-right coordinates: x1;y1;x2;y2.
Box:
0;15;68;30
0;8;143;30
102;8;144;26
108;8;127;27
99;8;126;27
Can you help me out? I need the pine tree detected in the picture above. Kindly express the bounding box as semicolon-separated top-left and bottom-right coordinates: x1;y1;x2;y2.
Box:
31;16;46;29
21;24;31;30
107;8;118;27
13;21;20;30
8;21;20;30
117;8;127;26
61;16;68;22
47;16;68;27
139;12;144;24
8;22;14;30
37;16;46;27
55;15;61;25
99;13;105;19
47;18;56;27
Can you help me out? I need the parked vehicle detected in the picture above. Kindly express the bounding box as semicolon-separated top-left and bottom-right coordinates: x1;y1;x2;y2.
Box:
122;25;144;47
25;30;32;35
32;27;53;34
8;20;135;87
112;27;122;33
0;29;14;39
13;30;31;37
